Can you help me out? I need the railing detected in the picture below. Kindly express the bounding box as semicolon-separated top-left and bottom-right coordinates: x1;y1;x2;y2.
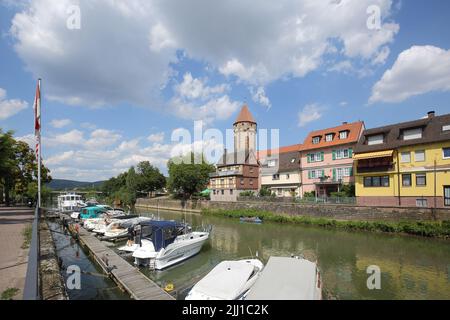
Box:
23;206;40;300
238;196;357;205
209;170;241;177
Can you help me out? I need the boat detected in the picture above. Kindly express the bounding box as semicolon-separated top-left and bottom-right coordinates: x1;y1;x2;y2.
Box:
57;192;85;213
239;216;263;224
87;214;139;233
132;220;211;270
185;259;264;300
245;256;322;300
100;216;153;240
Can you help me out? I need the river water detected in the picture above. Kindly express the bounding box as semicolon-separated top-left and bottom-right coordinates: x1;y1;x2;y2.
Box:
130;209;450;300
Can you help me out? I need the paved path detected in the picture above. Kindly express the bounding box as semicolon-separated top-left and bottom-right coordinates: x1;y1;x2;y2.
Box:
0;207;34;300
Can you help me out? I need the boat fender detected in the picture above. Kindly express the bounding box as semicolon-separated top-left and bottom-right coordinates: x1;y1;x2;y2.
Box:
164;283;174;292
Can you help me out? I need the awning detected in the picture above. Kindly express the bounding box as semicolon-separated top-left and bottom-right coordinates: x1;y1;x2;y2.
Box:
353;150;394;160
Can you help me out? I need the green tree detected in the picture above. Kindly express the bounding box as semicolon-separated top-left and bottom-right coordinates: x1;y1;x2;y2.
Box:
167;153;215;199
135;161;166;194
258;186;273;197
0;129;51;206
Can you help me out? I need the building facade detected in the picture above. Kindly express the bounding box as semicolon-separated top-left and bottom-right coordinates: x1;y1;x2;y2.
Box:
353;111;450;208
299;121;365;197
259;145;302;197
210;105;260;201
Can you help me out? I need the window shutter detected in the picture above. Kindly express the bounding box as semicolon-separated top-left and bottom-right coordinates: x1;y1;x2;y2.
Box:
321;170;325;177
321;152;324;161
308;171;311;179
350;167;354;176
332;168;336;180
348;148;353;158
307;154;311;163
332;150;336;160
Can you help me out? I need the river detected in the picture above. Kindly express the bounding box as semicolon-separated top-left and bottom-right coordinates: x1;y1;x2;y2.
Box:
130;208;450;300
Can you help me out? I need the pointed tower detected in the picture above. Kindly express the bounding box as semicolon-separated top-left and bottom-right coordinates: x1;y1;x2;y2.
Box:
234;104;257;155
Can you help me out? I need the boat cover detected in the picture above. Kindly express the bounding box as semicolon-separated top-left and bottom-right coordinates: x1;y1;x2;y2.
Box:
193;261;255;300
245;257;317;300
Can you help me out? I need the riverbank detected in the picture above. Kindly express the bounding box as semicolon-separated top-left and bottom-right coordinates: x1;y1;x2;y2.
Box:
202;208;450;239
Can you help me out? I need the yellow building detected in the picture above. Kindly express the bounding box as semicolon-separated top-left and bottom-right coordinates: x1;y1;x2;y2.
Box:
353;111;450;208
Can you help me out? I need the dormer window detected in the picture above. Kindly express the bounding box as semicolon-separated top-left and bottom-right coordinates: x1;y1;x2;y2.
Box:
443;124;450;132
339;131;348;139
312;136;321;144
325;133;334;142
367;134;384;145
403;128;423;140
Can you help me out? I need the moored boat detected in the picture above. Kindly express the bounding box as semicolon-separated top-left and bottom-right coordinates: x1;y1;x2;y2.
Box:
185;259;264;300
239;216;263;224
58;192;85;213
132;220;211;270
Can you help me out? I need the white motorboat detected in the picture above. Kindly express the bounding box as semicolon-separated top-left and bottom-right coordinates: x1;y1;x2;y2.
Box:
185;259;264;300
132;220;210;270
100;216;153;240
58;193;85;213
83;207;126;230
245;256;322;300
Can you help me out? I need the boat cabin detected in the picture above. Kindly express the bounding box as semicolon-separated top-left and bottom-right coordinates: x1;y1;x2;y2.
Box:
139;220;186;251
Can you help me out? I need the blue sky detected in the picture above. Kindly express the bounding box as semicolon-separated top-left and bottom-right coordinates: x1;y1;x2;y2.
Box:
1;0;450;181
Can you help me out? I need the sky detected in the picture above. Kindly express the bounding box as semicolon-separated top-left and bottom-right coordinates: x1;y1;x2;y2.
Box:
1;0;450;181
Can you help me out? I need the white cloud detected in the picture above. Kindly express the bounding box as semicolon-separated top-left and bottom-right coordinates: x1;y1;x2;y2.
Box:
339;101;348;107
16;134;36;148
50;118;71;128
0;88;28;120
46;150;75;166
298;103;324;127
85;129;122;149
46;129;85;146
250;86;271;109
9;0;399;113
175;73;228;100
369;45;450;103
147;132;165;143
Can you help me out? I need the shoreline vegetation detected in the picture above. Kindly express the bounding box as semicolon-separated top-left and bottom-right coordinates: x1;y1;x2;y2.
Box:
201;208;450;239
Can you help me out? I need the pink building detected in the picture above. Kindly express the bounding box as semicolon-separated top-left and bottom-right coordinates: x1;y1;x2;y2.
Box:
300;121;365;197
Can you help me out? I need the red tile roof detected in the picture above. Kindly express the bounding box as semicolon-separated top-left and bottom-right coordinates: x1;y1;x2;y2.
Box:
300;121;364;151
257;144;302;159
234;104;256;124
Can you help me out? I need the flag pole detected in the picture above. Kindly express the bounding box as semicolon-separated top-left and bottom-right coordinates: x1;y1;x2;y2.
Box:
37;78;41;208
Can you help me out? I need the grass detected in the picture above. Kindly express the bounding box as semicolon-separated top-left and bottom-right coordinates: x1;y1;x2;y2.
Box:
21;224;32;249
1;288;20;300
202;208;450;239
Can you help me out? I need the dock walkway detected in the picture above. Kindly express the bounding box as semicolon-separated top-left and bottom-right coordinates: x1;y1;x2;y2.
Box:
64;215;174;300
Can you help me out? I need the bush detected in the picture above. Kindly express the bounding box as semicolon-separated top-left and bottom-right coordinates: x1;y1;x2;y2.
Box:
240;191;255;197
258;187;272;197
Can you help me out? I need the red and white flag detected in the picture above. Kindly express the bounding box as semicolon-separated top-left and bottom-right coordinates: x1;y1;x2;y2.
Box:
34;80;41;159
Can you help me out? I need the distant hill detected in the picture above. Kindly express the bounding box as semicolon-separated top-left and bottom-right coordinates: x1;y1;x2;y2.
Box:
46;179;105;190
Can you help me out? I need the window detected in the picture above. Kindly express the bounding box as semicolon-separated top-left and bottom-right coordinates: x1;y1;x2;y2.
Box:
334;149;351;160
221;190;224;195
268;160;277;167
286;174;290;179
250;167;254;173
416;173;427;186
230;189;233;195
310;170;316;179
443;147;450;159
367;134;383;145
403;128;422;140
325;134;333;142
250;179;253;185
443;125;450;131
309;170;324;179
336;168;344;180
444;187;450;206
344;167;351;177
240;178;244;185
308;152;324;163
213;190;216;195
339;131;348;139
400;152;411;163
416;199;428;208
363;176;390;187
272;174;280;180
312;136;321;144
402;174;412;187
415;150;425;162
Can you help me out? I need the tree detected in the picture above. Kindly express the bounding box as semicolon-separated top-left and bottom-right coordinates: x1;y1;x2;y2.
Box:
135;161;166;194
0;129;52;206
167;153;215;199
258;186;273;197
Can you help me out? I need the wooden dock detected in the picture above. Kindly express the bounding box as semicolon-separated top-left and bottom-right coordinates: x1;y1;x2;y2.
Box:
62;215;174;300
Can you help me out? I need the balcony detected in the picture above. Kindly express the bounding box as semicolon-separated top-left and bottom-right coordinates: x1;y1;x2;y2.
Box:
209;170;242;178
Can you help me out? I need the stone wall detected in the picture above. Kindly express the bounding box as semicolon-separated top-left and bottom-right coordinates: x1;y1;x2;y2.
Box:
136;198;450;222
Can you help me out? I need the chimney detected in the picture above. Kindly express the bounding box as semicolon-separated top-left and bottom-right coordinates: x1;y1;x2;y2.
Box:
427;111;435;118
223;148;227;165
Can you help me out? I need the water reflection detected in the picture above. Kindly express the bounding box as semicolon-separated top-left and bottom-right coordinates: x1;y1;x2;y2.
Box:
133;209;450;300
